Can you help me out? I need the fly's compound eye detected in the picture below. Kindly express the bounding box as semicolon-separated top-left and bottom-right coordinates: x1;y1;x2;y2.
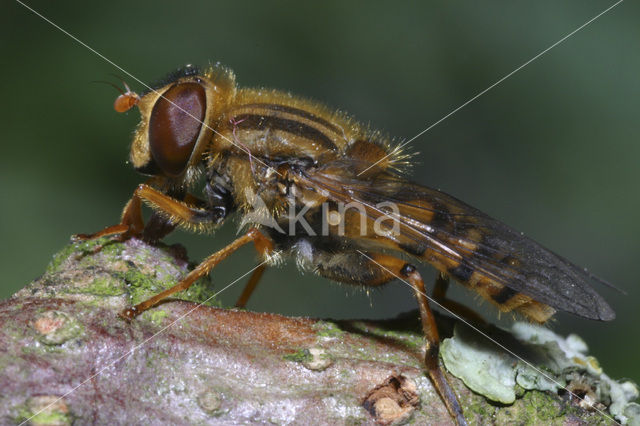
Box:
149;82;207;177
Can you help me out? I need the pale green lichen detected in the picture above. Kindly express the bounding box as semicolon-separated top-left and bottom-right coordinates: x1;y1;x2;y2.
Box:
113;255;218;308
604;375;640;424
441;321;639;424
440;325;516;404
516;363;562;393
44;244;78;276
510;322;603;376
283;349;313;363
624;403;640;426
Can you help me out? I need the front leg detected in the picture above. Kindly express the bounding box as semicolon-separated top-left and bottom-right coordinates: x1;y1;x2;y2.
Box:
74;184;227;242
73;189;144;241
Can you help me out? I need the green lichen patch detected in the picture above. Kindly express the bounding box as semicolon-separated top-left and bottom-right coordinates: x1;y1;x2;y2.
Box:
283;348;313;363
462;393;498;423
44;243;80;276
44;238;113;276
21;238;221;311
15;395;72;425
282;347;334;371
119;267;168;305
144;309;169;326
493;391;567;425
313;320;344;338
76;275;126;297
521;391;565;422
117;266;217;308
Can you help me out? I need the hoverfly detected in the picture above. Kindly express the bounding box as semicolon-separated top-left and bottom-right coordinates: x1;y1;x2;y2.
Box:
77;63;615;425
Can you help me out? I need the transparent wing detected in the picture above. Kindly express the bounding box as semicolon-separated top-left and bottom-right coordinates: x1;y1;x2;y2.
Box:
300;163;615;321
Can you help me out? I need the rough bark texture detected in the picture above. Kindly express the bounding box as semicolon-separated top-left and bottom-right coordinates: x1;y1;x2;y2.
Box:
0;238;630;425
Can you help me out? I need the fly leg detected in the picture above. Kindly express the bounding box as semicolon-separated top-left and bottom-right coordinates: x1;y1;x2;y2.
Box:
235;264;269;308
121;228;273;320
74;178;161;241
73;189;144;241
234;235;274;308
304;247;467;425
71;183;255;319
367;254;467;426
432;272;487;326
74;184;225;242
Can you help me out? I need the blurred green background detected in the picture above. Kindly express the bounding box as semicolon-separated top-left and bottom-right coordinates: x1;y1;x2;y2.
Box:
3;1;638;382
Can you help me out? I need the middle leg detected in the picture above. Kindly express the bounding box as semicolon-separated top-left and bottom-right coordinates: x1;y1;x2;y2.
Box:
75;184;227;242
234;264;269;308
234;234;274;308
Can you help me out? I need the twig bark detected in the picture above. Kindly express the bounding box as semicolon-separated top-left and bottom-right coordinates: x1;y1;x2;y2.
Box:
0;238;634;425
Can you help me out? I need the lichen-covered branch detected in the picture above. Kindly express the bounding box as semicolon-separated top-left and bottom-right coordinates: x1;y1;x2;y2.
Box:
0;238;637;425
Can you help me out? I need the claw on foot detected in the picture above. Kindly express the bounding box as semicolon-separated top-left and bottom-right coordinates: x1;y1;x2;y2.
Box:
71;233;91;242
119;307;138;322
72;224;132;243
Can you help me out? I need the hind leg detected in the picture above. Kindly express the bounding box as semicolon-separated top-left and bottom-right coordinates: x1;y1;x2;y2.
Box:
432;272;487;326
306;248;467;425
